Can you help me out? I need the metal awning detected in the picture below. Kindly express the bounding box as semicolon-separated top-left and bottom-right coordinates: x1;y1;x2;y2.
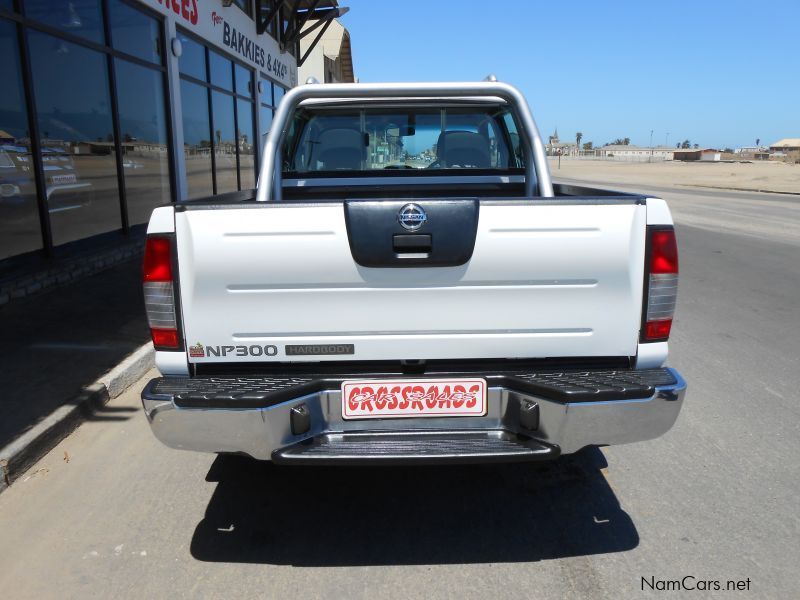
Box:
255;0;350;67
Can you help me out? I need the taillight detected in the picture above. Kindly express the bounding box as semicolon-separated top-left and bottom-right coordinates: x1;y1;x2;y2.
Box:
643;227;678;342
143;236;180;350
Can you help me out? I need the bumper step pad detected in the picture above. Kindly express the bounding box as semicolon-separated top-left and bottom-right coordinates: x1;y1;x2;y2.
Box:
272;431;559;465
144;368;677;409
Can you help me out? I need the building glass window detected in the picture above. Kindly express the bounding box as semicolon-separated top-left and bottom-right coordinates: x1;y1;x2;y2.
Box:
178;30;257;196
209;50;233;91
1;0;172;267
273;83;285;105
237;99;255;189
25;0;105;45
258;79;287;137
259;103;272;145
28;30;120;247
258;75;279;151
180;79;213;199
115;58;170;225
231;0;252;18
235;63;252;98
0;18;42;260
211;91;237;193
108;0;162;65
178;32;205;81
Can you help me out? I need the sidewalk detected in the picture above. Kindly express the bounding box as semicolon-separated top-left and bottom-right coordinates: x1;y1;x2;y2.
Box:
0;258;150;457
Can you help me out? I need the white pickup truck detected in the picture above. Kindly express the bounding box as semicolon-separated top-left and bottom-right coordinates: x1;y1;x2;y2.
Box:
141;80;685;464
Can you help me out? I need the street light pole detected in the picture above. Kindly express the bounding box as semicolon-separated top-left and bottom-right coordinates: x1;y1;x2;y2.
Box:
649;129;654;162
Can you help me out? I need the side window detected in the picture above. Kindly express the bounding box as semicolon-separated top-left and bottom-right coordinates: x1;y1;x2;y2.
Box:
486;120;501;167
503;112;524;168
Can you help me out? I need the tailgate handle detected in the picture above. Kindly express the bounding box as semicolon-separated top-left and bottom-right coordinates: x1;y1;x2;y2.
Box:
393;234;432;256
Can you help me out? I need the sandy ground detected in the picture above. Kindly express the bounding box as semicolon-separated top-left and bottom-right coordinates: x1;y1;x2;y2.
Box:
548;158;800;194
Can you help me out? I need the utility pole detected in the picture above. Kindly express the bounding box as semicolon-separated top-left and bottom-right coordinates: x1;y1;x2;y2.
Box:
649;129;654;162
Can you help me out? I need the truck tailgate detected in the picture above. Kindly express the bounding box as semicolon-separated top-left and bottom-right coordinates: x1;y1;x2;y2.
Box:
174;201;646;363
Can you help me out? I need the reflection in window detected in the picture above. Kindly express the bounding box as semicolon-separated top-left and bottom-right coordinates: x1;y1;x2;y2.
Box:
235;64;252;98
178;33;205;81
28;30;120;246
212;91;237;193
231;0;251;17
237;99;255;189
108;0;161;64
260;77;274;105
0;19;42;260
273;84;285;105
259;103;273;142
209;50;233;91
25;0;105;44
180;79;212;199
115;59;170;225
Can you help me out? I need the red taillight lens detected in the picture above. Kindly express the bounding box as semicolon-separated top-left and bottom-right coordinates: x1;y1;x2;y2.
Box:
143;236;179;349
143;237;173;282
650;229;679;274
643;227;678;342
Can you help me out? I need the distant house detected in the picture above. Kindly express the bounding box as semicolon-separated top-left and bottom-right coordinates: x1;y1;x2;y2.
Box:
734;146;765;154
769;138;800;153
734;146;769;160
545;129;577;156
768;139;800;162
596;144;675;160
673;149;721;162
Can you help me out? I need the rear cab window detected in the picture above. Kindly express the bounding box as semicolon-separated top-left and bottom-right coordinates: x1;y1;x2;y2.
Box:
283;103;527;177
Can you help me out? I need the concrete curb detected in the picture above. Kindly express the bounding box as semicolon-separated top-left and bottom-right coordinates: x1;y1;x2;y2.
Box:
0;342;154;493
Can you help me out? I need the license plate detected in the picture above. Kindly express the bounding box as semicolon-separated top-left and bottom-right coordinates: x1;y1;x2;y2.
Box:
341;378;487;419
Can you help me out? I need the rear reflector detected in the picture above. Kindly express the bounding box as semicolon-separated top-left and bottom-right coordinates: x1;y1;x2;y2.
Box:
643;228;678;342
645;319;672;340
143;236;179;349
150;328;179;348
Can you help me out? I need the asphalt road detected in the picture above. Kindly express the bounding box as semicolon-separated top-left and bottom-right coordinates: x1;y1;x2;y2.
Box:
1;182;798;599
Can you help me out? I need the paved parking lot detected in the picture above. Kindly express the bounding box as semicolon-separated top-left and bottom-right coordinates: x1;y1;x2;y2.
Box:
1;181;798;599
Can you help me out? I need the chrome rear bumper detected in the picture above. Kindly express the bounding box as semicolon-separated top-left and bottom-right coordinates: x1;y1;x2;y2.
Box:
141;368;685;461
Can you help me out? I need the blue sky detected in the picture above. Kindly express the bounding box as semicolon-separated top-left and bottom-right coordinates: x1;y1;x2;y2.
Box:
342;0;799;149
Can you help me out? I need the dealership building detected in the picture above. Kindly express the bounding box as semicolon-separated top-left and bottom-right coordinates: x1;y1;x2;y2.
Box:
0;0;350;296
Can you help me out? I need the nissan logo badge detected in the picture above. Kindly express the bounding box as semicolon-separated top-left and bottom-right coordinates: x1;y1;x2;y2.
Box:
398;203;427;231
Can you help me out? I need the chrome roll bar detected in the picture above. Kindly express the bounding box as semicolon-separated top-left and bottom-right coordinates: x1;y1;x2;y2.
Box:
256;81;554;202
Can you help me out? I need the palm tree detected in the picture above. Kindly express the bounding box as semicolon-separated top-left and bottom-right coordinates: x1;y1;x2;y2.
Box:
576;132;583;150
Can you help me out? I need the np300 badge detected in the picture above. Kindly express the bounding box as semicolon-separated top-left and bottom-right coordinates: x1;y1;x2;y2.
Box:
398;203;427;231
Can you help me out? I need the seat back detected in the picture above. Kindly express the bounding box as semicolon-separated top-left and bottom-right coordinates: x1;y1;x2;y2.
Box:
315;128;364;170
437;130;491;168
